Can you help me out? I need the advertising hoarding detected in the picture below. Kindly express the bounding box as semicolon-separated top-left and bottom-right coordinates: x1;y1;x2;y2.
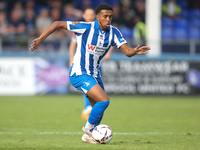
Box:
0;58;36;95
102;60;200;95
0;58;69;95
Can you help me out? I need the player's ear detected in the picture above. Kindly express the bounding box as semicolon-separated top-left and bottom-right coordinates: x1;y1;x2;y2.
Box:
96;14;99;20
82;13;86;20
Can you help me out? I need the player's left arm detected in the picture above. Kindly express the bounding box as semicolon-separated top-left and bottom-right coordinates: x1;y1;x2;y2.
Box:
104;46;114;60
120;43;150;57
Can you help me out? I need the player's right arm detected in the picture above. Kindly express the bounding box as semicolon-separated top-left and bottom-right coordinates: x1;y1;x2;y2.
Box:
29;21;67;52
112;27;150;57
120;43;150;57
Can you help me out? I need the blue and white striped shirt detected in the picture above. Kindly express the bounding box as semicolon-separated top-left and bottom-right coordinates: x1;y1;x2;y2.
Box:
67;19;127;78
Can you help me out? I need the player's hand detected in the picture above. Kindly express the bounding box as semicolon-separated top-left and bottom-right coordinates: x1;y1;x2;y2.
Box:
134;45;150;54
29;38;43;52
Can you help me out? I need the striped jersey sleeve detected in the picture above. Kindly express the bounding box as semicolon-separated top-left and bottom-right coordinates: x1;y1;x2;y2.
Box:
67;21;89;34
112;27;127;48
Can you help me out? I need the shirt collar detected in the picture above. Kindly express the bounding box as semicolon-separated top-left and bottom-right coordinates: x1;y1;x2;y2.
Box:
94;19;110;32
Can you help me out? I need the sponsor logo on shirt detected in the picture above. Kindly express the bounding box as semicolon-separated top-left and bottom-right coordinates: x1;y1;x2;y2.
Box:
88;44;96;51
87;44;106;56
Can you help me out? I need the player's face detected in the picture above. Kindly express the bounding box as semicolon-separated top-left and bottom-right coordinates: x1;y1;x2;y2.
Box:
83;9;95;22
97;10;112;31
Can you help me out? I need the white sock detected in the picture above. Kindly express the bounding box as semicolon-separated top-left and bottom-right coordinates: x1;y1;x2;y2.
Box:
85;121;94;130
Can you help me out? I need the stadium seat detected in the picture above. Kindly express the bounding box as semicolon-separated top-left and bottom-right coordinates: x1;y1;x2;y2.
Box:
162;17;174;27
179;9;189;19
161;27;174;41
174;28;188;42
189;9;200;19
174;18;188;29
119;26;133;39
189;27;200;41
177;0;188;9
189;18;200;28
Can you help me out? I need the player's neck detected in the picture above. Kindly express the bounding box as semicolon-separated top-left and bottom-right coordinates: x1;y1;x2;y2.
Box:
98;20;107;32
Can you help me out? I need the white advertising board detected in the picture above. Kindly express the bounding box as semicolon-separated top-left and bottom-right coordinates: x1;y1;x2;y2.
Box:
0;58;36;95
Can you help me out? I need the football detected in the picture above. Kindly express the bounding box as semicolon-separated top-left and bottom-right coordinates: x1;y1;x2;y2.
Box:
92;124;112;144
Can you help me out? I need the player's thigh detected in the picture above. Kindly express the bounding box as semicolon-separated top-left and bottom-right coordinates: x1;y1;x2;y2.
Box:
87;83;109;102
69;73;108;102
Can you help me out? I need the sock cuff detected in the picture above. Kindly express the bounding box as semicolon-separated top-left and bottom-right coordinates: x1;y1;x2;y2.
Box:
96;100;110;109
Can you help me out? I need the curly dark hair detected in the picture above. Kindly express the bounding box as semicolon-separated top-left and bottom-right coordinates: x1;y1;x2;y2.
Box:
95;3;113;14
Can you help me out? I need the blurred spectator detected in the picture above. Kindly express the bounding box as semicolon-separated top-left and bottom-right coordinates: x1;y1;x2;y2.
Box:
12;2;24;18
0;11;8;35
120;0;131;6
134;0;145;23
162;0;181;19
0;0;6;11
61;3;83;21
51;7;61;21
112;4;121;27
25;7;36;36
48;0;62;9
25;0;35;9
72;0;91;10
81;0;92;11
36;8;53;36
7;8;26;36
120;0;135;28
50;7;65;40
133;15;145;42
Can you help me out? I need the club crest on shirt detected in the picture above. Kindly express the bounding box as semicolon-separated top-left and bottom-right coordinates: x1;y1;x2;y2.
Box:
72;21;80;25
99;35;103;40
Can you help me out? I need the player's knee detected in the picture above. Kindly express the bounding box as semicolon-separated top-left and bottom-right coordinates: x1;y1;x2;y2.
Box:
98;100;110;109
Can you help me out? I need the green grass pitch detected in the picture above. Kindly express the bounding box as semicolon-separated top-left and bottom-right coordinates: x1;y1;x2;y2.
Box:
0;95;200;150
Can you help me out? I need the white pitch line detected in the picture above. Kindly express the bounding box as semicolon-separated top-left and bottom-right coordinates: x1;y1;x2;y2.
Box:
0;132;199;135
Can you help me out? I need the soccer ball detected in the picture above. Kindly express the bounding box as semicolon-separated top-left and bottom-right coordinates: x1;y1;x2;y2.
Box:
92;124;112;144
